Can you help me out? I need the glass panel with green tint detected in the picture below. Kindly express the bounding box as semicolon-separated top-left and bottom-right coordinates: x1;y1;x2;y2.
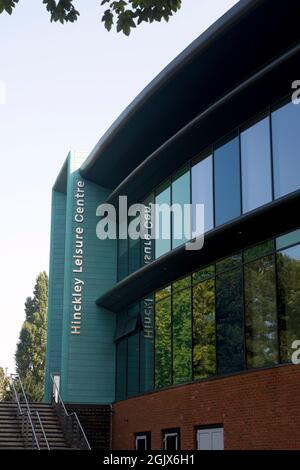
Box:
193;265;215;284
216;253;242;274
140;296;154;393
118;238;128;281
244;239;274;263
141;194;155;267
192;278;216;379
173;275;191;293
155;285;171;302
116;340;127;400
172;166;190;249
216;268;245;374
155;181;171;259
244;255;278;368
192;152;214;234
155;296;172;388
277;244;300;363
128;302;139;318
129;213;141;275
127;334;139;397
172;287;192;384
276;228;300;251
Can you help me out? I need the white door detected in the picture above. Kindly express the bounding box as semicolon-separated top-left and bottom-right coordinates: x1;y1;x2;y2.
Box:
197;427;224;450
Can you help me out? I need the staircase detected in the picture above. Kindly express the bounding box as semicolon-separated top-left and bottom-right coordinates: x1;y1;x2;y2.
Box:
30;403;73;450
0;374;91;450
0;402;25;450
0;402;75;450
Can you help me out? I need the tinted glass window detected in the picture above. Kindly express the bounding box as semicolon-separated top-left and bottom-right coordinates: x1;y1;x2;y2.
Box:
241;116;272;213
155;181;171;258
116;340;127;400
244;239;274;263
127;334;139;397
141;195;154;267
155;296;172;388
128;215;141;275
244;255;278;368
216;268;245;374
192;279;216;379
140;297;154;393
172;167;190;249
216;253;242;274
192;154;214;234
214;133;241;226
277;245;300;362
118;238;128;282
173;287;192;384
276;228;300;251
272;100;300;198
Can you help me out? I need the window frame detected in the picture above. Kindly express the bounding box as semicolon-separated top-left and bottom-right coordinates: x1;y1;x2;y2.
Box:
135;432;151;451
162;428;180;451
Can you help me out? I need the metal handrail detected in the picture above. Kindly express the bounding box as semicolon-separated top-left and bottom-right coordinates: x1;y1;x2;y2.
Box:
50;374;91;450
10;374;40;449
10;374;50;450
34;410;50;451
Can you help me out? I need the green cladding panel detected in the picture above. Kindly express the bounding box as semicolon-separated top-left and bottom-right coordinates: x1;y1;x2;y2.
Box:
45;151;117;404
44;189;67;401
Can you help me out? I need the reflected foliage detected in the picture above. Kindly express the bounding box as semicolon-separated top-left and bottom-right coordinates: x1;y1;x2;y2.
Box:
245;255;278;368
277;245;300;362
193;279;216;379
173;288;192;384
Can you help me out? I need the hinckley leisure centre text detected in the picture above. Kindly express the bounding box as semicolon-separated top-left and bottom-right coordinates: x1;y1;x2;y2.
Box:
71;180;85;335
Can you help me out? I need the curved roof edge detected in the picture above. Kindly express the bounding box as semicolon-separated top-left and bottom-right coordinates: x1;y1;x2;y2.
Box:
80;0;256;183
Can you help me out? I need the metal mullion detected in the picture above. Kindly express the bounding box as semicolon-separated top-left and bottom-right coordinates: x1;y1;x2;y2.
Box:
274;250;281;364
269;105;275;202
241;253;248;371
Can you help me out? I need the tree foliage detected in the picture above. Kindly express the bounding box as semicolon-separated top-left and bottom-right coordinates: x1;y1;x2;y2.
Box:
0;0;182;35
15;272;48;402
0;367;9;401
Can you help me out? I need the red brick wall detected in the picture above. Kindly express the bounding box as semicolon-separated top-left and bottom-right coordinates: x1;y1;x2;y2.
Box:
112;365;300;450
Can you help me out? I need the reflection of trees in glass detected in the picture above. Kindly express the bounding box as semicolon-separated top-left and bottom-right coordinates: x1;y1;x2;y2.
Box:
216;268;245;374
155;296;172;388
173;288;192;384
193;279;216;379
277;246;300;362
245;255;278;368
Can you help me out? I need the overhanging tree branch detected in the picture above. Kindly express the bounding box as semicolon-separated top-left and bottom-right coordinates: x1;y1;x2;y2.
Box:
0;0;182;35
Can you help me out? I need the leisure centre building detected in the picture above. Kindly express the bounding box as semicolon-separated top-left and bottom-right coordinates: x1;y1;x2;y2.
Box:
45;0;300;450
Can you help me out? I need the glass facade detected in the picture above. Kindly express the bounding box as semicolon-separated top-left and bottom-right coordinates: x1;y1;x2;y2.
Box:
191;152;214;234
214;133;241;226
277;244;300;362
216;266;245;374
193;277;216;379
117;98;300;282
155;181;171;259
115;227;300;401
244;255;278;368
172;167;190;249
155;293;172;388
272;100;300;198
173;280;192;383
241;115;272;213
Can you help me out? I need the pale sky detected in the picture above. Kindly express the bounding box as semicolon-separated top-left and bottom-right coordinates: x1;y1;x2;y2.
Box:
0;0;238;372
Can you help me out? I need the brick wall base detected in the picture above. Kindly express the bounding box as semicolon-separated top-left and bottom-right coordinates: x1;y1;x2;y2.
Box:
112;365;300;450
